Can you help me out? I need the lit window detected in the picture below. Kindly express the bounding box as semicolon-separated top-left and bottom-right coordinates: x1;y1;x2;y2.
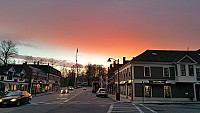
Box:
145;86;151;97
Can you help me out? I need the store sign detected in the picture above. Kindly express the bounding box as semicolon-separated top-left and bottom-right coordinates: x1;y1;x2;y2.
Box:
149;80;166;84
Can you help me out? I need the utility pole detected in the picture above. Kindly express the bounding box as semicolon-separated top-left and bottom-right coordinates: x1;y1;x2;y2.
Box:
75;47;78;88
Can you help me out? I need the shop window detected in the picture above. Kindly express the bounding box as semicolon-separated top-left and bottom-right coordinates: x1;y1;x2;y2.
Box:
164;86;171;98
180;65;186;76
145;86;151;97
189;65;194;76
144;67;151;77
163;68;170;77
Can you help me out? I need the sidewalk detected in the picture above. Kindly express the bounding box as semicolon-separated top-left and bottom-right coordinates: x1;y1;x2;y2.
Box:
108;93;200;104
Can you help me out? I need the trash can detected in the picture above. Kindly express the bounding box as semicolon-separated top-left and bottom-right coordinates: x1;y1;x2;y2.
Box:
116;93;120;101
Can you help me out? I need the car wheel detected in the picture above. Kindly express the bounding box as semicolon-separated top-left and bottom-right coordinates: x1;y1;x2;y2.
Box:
16;101;20;106
27;99;31;104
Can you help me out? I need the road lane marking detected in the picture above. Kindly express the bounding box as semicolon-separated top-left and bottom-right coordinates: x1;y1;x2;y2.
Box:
107;103;113;113
140;104;157;113
64;91;83;102
132;104;144;113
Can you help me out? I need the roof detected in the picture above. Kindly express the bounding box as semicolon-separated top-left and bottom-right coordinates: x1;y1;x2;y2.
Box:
132;49;200;63
29;65;61;77
0;66;13;76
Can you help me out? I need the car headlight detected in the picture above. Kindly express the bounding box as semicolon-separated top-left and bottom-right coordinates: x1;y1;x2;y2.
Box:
0;99;3;102
65;90;68;92
11;99;17;102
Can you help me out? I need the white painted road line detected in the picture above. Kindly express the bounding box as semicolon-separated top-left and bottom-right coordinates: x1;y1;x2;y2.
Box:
133;104;144;113
107;103;113;113
140;104;157;113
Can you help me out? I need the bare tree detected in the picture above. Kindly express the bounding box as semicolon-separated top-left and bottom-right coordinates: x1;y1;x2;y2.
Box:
0;40;18;66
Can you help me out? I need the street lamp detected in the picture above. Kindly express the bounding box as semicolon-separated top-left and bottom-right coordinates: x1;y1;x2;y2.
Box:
107;58;120;101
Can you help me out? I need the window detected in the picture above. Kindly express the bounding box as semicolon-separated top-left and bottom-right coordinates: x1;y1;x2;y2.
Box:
188;65;194;76
0;77;4;81
180;65;186;76
196;68;200;81
20;74;25;81
163;68;170;77
164;86;171;98
144;67;150;77
8;72;13;80
145;86;151;97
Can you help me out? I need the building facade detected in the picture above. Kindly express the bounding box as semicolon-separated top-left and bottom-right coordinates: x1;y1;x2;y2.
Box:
113;49;200;101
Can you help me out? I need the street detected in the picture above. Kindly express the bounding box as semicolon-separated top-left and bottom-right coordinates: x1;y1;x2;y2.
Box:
0;87;113;113
1;87;200;113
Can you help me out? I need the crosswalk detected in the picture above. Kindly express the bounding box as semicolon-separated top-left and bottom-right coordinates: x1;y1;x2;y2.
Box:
107;102;157;113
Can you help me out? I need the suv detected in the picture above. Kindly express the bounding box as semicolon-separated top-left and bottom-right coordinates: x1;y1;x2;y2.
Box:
96;88;108;98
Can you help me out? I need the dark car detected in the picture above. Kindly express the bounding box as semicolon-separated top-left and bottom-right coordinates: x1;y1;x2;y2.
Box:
0;91;32;107
83;87;86;90
60;88;69;94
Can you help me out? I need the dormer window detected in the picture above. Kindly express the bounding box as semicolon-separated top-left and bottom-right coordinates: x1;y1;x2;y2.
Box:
8;72;13;80
180;65;186;76
20;74;25;81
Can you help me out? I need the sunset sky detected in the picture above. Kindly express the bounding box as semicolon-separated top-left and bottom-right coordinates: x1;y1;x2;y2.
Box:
0;0;200;67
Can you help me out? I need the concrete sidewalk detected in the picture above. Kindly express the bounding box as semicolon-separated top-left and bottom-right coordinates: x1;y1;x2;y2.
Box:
108;93;200;104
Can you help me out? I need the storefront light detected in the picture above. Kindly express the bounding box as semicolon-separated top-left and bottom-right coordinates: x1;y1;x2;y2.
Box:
0;99;3;102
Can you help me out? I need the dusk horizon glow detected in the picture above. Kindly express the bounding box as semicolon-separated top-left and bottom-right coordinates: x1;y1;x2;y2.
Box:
0;0;200;67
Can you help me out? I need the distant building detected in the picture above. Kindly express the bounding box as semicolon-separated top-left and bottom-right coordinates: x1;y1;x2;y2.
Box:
0;63;61;94
77;76;88;86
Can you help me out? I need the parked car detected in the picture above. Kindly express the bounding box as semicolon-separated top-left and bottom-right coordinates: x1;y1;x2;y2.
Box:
96;88;108;98
0;91;32;107
60;88;69;94
83;87;86;90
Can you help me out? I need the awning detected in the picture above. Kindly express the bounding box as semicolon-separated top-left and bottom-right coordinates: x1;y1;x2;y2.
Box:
0;81;8;85
19;82;29;85
8;82;20;85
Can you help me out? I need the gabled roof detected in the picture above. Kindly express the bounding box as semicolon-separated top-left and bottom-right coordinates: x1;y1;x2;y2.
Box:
132;49;200;63
29;65;61;77
0;66;14;75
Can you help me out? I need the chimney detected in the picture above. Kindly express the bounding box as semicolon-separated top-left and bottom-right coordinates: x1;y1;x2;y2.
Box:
113;61;116;67
108;67;110;73
123;57;126;64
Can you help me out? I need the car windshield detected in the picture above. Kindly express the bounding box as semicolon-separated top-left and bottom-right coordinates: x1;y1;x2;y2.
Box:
6;91;22;96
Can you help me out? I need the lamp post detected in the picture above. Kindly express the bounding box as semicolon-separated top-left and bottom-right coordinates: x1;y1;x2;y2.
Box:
107;58;120;101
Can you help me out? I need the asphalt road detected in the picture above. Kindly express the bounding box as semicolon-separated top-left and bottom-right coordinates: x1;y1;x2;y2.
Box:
1;88;200;113
0;87;114;113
